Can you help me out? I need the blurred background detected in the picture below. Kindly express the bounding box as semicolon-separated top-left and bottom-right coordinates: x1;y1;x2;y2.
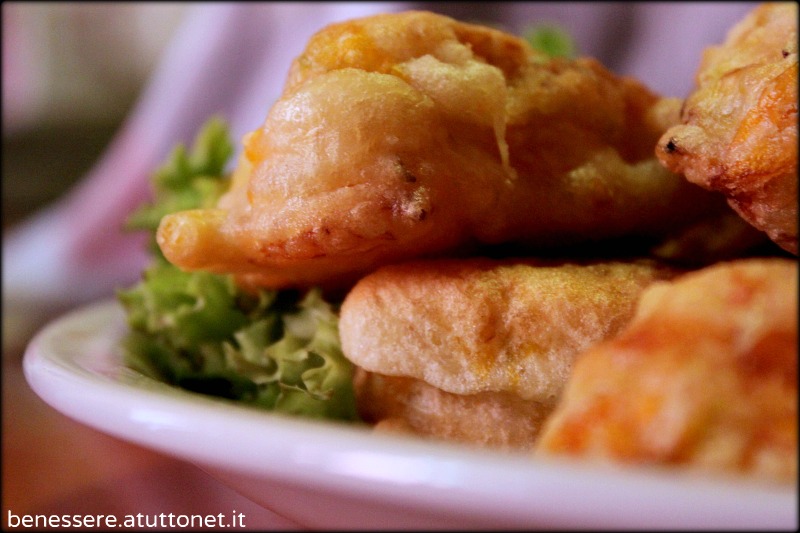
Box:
2;2;188;227
3;6;295;530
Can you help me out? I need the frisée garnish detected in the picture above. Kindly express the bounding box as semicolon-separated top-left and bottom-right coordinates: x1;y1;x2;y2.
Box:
116;118;360;421
524;24;577;59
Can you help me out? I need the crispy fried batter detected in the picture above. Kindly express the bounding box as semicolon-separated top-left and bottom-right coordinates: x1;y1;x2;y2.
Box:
156;11;722;290
650;210;776;266
340;258;679;404
353;369;554;452
656;3;798;255
535;258;798;483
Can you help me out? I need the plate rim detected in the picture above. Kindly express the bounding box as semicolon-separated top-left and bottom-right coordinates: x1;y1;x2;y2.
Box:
22;299;799;529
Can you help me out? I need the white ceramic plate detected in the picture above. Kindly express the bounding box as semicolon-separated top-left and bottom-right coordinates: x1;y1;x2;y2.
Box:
23;300;797;530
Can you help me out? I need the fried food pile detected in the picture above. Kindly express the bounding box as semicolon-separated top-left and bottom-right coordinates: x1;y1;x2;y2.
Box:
154;7;797;483
157;10;724;290
657;2;798;255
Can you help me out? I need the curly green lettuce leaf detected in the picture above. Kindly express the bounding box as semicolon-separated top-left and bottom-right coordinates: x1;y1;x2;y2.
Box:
525;24;577;59
124;116;234;257
116;117;359;421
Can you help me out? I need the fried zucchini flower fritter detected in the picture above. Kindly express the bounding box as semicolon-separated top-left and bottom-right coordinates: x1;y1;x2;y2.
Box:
657;2;798;255
157;10;723;289
340;258;679;450
536;258;798;484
